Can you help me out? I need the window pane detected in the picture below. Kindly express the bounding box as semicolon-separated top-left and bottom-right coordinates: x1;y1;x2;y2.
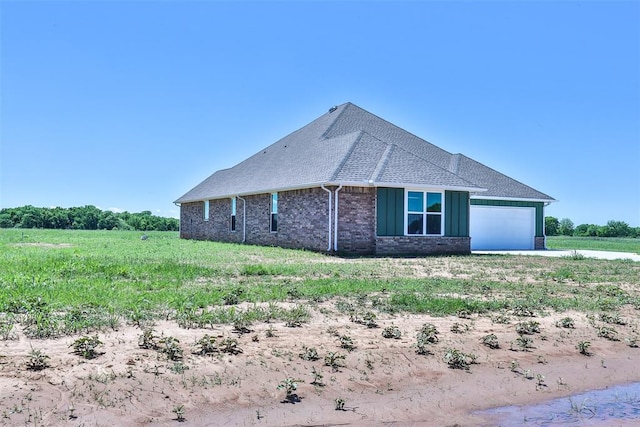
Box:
271;213;278;232
271;193;278;214
408;192;423;212
231;215;236;231
427;193;442;213
407;213;423;234
231;197;236;215
426;214;441;235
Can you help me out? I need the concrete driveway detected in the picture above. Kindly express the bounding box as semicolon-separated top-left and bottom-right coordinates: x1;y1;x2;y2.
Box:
473;249;640;262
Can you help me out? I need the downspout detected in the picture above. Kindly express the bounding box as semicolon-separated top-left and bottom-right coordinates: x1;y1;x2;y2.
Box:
237;196;247;243
321;185;332;252
333;185;343;251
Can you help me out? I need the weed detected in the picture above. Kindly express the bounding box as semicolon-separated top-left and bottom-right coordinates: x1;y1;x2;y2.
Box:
515;321;540;335
26;348;49;371
265;325;277;338
492;313;511;324
310;366;324;386
299;345;319;361
338;335;356;352
596;326;618;341
576;340;591;355
70;335;103;359
277;377;303;403
172;404;186;422
283;305;310;327
334;398;346;411
138;328;160;349
351;310;378;328
450;322;470;334
324;352;346;371
626;336;639;348
218;337;243;355
232;315;253;334
481;333;499;349
0;315;17;340
193;334;218;356
413;323;439;355
599;312;626;325
326;326;340;337
555;317;575;328
511;302;536;317
443;348;476;370
512;335;534;351
159;336;183;361
381;325;402;339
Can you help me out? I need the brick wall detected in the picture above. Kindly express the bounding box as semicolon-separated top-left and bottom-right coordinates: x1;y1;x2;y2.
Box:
336;186;376;254
179;199;243;243
375;236;471;255
180;186;472;255
535;236;546;250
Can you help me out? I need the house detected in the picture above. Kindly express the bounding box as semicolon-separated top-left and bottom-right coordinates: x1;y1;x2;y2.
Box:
174;103;555;255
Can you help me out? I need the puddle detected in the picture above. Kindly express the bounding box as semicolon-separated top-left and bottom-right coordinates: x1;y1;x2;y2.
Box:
477;382;640;426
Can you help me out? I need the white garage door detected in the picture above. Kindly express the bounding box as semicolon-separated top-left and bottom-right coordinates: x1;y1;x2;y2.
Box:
470;206;535;250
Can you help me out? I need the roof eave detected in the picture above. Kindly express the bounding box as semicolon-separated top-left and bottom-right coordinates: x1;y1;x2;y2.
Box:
470;195;557;203
175;181;487;204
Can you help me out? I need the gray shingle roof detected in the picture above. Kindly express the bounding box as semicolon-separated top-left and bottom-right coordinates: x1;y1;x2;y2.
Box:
175;103;554;203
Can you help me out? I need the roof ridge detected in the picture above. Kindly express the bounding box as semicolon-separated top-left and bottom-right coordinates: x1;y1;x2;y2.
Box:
371;143;395;183
448;153;462;174
321;102;352;140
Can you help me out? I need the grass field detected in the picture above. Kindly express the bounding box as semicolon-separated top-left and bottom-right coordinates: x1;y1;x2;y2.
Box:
547;235;640;254
1;229;638;339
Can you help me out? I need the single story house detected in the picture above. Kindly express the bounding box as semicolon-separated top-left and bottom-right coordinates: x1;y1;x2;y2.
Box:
175;103;555;255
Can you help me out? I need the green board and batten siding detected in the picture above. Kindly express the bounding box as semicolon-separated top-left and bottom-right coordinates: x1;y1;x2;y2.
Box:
376;188;404;236
470;199;545;237
444;191;469;237
376;188;470;237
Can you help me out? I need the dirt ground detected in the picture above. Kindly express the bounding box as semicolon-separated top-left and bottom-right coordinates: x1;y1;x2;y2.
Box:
1;305;639;427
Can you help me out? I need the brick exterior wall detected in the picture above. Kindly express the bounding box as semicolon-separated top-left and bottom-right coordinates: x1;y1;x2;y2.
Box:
179;199;243;243
535;236;546;250
375;236;471;255
180;185;471;255
180;188;333;252
336;186;376;254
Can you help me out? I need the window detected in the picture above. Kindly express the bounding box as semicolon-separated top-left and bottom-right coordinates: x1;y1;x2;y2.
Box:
204;200;210;221
270;192;278;232
406;191;442;235
231;197;236;231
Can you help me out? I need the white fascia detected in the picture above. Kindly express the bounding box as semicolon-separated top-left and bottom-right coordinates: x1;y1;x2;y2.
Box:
471;195;557;203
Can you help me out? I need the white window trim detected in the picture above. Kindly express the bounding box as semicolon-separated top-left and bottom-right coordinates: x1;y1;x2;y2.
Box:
204;200;210;221
231;197;237;232
270;192;278;233
404;188;444;236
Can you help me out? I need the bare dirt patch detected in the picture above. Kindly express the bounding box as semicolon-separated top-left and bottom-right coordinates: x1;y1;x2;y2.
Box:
1;305;639;426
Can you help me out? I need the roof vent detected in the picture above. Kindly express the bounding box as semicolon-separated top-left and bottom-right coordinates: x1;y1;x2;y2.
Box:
328;106;338;113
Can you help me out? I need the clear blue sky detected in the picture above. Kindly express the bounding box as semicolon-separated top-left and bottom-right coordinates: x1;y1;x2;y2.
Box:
1;1;639;226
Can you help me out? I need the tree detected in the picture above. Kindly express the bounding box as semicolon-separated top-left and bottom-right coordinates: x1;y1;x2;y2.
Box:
545;216;559;236
558;218;575;236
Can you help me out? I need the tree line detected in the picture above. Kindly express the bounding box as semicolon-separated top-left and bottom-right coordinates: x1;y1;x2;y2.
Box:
0;205;179;231
545;217;639;238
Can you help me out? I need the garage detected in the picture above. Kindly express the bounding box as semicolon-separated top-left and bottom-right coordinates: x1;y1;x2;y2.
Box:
470;206;535;250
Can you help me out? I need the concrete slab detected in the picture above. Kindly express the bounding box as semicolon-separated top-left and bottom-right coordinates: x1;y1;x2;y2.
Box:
473;249;640;262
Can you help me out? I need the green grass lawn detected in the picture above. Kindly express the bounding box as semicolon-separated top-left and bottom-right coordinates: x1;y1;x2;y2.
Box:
1;229;638;339
546;236;640;254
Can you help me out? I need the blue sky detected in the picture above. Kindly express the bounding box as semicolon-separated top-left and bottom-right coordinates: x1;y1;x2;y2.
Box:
1;1;639;226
